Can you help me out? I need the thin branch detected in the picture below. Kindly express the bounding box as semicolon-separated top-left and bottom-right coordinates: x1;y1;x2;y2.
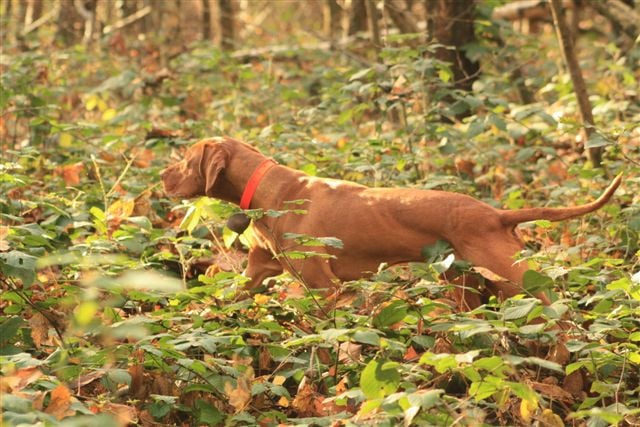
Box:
103;5;152;35
3;277;67;349
21;4;60;36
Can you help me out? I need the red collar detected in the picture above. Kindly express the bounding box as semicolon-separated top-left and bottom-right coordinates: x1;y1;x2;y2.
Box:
239;159;277;209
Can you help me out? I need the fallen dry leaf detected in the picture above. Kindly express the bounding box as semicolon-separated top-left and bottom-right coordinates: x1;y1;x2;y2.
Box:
55;163;84;186
547;341;570;366
403;345;419;361
45;384;74;420
520;397;537;424
128;363;147;399
0;367;43;392
103;403;138;426
563;370;585;396
132;148;154;168
338;342;362;364
224;367;253;413
259;346;272;371
108;198;135;219
149;371;174;396
292;383;325;417
530;381;573;403
28;312;49;348
0;226;10;251
538;408;564;427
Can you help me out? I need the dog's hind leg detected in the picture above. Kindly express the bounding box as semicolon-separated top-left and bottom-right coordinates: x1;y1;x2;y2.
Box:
456;232;552;305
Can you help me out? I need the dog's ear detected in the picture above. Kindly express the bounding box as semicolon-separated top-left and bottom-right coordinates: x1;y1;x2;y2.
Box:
200;143;229;196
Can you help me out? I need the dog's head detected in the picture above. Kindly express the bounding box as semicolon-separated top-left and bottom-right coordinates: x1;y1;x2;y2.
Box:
161;139;229;198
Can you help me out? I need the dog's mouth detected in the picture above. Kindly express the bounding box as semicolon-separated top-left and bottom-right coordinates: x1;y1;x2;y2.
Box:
160;168;182;197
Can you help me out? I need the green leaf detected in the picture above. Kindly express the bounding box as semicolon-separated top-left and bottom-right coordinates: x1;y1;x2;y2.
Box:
282;233;344;249
352;330;381;346
349;68;373;81
0;317;24;345
0;251;37;286
74;301;100;326
300;163;317;176
585;132;612;149
373;300;408;328
522;270;553;293
469;378;500;401
196;400;225;425
503;299;539;320
149;400;172;419
438;68;452;83
360;359;401;399
421;240;452;263
180;205;201;233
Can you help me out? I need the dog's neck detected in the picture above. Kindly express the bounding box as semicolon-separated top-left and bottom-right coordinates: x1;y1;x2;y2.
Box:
212;145;305;211
245;162;307;212
239;159;278;209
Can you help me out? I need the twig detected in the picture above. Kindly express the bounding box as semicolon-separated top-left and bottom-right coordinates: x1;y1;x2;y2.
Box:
3;277;67;349
253;219;333;318
21;4;60;36
90;155;108;215
105;153;136;200
103;6;152;35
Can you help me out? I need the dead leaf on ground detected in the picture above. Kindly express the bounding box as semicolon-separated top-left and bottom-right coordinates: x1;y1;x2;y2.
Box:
224;367;253;413
563;370;585;396
55;163;84;186
259;346;272;371
403;345;419;361
108;199;135;220
128;363;147;399
149;371;174;396
279;281;307;300
28;312;49;348
32;390;46;411
292;383;325;417
0;226;10;251
72;370;106;392
537;408;565;427
433;337;456;354
547;341;570;365
44;384;75;420
0;367;43;392
530;381;574;404
103;403;138;426
338;342;362;364
131;148;154;168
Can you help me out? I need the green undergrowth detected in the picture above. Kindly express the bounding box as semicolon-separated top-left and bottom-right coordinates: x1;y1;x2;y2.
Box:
1;25;639;427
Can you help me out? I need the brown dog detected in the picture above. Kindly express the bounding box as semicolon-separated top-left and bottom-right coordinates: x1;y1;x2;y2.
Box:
161;137;621;305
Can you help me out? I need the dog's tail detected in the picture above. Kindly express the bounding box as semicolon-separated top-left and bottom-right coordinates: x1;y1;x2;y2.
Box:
499;174;622;227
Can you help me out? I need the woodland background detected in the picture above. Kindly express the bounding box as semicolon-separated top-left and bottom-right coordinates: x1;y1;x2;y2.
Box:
1;0;639;425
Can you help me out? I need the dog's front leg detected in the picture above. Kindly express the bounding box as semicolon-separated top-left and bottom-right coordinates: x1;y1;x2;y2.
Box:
243;246;283;291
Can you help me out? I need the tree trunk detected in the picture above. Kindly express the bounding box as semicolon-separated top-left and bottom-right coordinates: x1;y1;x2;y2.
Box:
365;0;381;52
25;0;44;26
424;0;436;40
16;0;27;42
385;0;419;34
218;0;234;50
324;0;342;46
74;0;98;44
56;0;84;45
426;0;480;92
550;0;602;166
348;0;367;35
202;0;212;40
588;0;639;40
